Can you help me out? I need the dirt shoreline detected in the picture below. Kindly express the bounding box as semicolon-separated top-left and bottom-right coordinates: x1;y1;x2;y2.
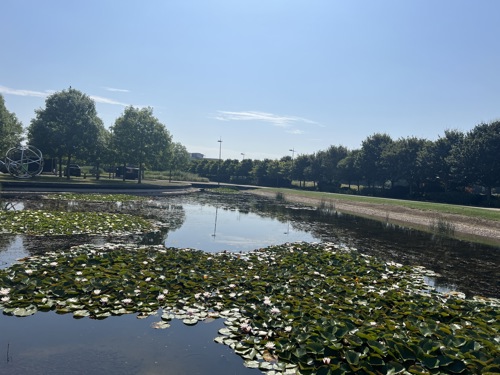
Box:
248;189;500;246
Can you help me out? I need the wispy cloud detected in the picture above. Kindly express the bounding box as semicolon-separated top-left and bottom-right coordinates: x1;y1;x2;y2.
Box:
286;129;305;135
0;85;129;106
89;95;128;106
103;87;130;93
214;110;319;127
0;85;49;98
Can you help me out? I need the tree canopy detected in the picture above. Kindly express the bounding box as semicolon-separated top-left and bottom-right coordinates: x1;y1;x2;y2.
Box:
0;94;24;157
28;88;104;178
111;106;172;183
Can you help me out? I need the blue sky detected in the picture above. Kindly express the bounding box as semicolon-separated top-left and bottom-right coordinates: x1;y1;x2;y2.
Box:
1;1;499;160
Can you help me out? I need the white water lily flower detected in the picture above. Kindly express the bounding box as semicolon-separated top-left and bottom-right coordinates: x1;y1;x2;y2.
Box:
284;326;292;332
93;289;101;295
240;322;252;333
0;288;10;295
229;284;236;288
157;294;165;300
265;341;275;350
25;269;33;275
50;262;58;267
1;296;10;302
76;271;83;276
270;307;280;314
100;297;109;304
121;298;132;304
145;277;151;282
323;357;331;364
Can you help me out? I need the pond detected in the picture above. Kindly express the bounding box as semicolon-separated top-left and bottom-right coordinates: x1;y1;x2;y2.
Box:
0;192;498;375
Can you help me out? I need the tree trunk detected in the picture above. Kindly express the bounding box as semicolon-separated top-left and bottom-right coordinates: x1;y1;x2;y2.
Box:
66;155;72;180
58;157;63;178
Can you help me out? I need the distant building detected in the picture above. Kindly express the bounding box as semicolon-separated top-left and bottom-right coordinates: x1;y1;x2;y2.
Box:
190;153;204;160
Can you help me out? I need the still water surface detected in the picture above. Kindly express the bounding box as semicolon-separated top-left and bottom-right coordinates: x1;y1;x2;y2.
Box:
0;192;498;374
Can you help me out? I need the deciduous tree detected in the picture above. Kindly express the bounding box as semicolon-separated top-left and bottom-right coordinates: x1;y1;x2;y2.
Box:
0;94;24;157
111;106;172;183
28;88;104;178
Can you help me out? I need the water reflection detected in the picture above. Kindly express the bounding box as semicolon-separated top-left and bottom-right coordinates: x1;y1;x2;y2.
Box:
0;310;259;375
164;202;316;252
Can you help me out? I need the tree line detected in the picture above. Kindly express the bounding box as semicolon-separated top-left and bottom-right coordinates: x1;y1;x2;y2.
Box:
0;88;190;182
190;123;500;206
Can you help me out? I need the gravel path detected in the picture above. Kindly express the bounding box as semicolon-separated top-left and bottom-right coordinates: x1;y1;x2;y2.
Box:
249;190;500;245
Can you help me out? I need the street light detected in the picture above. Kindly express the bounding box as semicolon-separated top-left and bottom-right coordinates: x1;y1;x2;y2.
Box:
289;148;296;185
217;138;222;186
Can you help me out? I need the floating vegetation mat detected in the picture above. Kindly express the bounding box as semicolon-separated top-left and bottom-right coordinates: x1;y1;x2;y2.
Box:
0;242;499;374
44;193;149;202
0;210;155;235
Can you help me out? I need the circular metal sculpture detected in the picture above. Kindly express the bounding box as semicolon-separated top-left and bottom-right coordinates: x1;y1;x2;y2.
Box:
4;145;44;179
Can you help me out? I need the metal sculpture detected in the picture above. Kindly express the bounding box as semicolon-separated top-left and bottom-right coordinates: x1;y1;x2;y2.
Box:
3;145;44;179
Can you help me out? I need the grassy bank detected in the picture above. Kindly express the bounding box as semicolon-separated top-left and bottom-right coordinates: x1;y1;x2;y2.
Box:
258;187;500;222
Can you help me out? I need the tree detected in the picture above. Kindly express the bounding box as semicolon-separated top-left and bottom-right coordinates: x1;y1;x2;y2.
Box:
0;94;24;157
417;129;464;192
337;149;362;190
451;121;500;201
381;137;428;195
319;145;348;185
358;133;393;190
111;106;172;183
167;142;190;181
28;88;104;179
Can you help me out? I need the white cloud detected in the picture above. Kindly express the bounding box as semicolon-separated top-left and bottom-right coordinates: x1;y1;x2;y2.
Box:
89;95;129;106
214;110;319;127
0;85;49;98
0;85;129;107
103;87;130;93
286;129;305;135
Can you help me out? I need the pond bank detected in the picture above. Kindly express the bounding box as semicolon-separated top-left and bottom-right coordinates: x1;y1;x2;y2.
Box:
248;189;500;246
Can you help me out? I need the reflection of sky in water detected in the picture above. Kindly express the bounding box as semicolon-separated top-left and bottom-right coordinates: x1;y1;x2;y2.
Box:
165;203;317;252
0;235;29;269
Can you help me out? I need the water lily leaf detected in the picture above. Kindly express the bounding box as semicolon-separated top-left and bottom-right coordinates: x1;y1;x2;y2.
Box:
367;340;386;356
385;361;405;375
73;310;90;317
306;341;324;355
244;360;260;368
214;336;225;344
182;318;198;325
218;327;231;336
445;360;466;374
151;321;170;329
345;350;360;365
396;344;416;361
421;355;440;369
12;305;37;317
367;354;385;367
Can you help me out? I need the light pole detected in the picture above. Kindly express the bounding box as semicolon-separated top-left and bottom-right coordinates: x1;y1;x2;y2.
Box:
217;138;222;186
241;152;245;161
289;148;295;186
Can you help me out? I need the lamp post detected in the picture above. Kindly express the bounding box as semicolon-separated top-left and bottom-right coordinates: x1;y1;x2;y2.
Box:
217;138;222;186
289;148;295;185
